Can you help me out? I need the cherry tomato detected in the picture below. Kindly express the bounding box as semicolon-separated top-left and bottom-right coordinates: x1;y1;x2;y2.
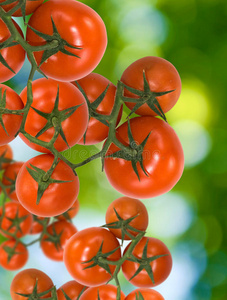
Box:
0;19;25;83
57;280;86;300
121;56;181;116
29;216;49;235
80;284;125;300
104;116;184;199
0;240;28;271
26;0;107;81
0;201;33;238
10;268;54;300
125;288;164;300
64;227;121;287
2;161;24;201
0;0;44;16
57;199;80;221
122;237;172;288
19;78;88;153
16;154;79;217
0;85;24;146
72;73;122;145
41;220;77;261
105;197;149;240
0;144;13;170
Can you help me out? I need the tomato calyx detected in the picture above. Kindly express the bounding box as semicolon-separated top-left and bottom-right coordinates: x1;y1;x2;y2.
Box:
121;71;175;121
127;239;168;284
0;35;19;73
2;240;22;263
42;223;63;251
135;291;145;300
0;150;13;168
27;16;82;67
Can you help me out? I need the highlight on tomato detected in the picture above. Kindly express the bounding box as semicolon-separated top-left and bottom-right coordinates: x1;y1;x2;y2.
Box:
26;0;107;81
104;116;184;199
16;154;80;217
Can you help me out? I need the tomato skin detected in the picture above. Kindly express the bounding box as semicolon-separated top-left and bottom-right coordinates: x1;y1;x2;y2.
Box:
0;85;24;146
57;280;86;300
30;216;49;235
0;0;44;16
26;0;107;82
0;144;13;169
105;197;149;240
19;78;88;153
121;56;181;116
10;268;54;300
41;220;77;261
0;240;28;271
122;237;172;288
125;288;164;300
63;227;121;287
2;161;24;201
80;284;125;300
0;19;25;83
0;201;33;238
57;198;80;221
104;116;184;199
16;154;79;217
72;73;122;145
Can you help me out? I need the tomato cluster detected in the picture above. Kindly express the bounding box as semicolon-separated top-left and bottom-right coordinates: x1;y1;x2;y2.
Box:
0;0;185;299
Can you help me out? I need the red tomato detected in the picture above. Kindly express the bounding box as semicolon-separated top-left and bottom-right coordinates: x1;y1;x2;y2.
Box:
125;288;164;300
64;227;121;287
105;197;149;240
0;240;28;271
72;73;122;145
30;216;49;235
2;161;24;201
41;220;77;261
80;284;125;300
0;144;13;170
121;56;181;116
57;199;80;221
19;78;88;153
57;280;86;300
122;237;172;288
104;116;184;198
0;85;24;146
26;0;107;82
0;0;44;16
16;154;79;217
0;19;25;83
0;201;33;238
10;268;54;300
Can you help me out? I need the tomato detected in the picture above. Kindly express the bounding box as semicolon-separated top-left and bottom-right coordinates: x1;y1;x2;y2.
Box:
0;240;28;271
10;268;54;300
80;284;125;300
122;237;172;288
16;154;79;217
63;227;121;287
0;0;44;16
72;73;122;145
104;116;184;199
19;78;88;153
125;288;164;300
2;161;24;201
0;85;24;146
26;0;107;82
0;144;13;170
0;19;25;83
0;201;33;238
30;215;49;235
57;280;86;300
105;197;149;240
41;220;77;261
121;56;181;116
57;198;80;221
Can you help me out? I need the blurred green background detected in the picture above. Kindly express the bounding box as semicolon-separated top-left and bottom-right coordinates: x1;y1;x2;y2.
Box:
1;0;227;299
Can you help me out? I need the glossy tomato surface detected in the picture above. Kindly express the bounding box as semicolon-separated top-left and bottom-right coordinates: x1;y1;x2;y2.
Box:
57;280;86;300
125;288;164;300
26;0;107;81
64;227;121;287
121;56;181;116
104;116;184;198
80;284;125;300
0;0;44;16
19;78;88;153
16;154;79;217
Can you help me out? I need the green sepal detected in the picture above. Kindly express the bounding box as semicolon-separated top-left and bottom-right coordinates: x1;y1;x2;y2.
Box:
15;279;56;299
